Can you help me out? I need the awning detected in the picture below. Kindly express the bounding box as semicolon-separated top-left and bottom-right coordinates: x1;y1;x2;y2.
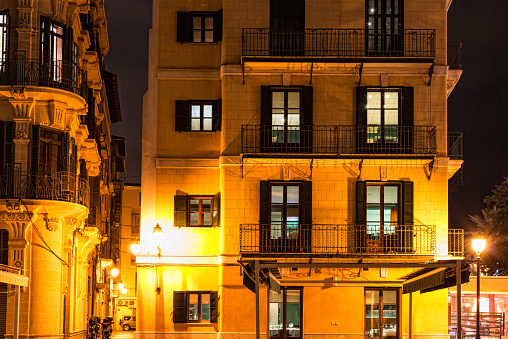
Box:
402;269;446;294
400;262;470;294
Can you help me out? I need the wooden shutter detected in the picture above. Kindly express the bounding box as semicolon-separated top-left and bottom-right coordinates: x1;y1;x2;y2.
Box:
31;125;40;178
402;87;414;126
259;181;270;224
4;122;14;166
70;138;77;175
213;99;222;131
173;291;187;323
60;132;69;172
356;87;368;125
176;12;191;42
213;9;223;42
40;16;51;64
212;193;220;227
355;181;367;252
210;291;218;323
301;86;313;125
402;181;414;225
260;86;272;126
174;195;188;227
301;181;312;253
175;101;190;131
63;26;73;61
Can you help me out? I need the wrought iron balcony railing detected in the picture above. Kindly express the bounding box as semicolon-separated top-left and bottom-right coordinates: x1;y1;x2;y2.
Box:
243;29;436;60
448;132;463;160
240;224;436;256
448;229;464;257
242;125;437;156
0;57;88;99
0;167;90;208
448;42;463;70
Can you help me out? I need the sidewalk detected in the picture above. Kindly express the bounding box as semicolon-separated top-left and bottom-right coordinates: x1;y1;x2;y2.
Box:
112;330;134;339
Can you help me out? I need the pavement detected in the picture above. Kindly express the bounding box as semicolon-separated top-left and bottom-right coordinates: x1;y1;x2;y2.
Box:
112;330;134;339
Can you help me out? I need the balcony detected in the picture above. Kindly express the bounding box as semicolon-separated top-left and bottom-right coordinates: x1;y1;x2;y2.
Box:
239;224;436;257
242;125;437;158
242;29;436;62
448;42;463;70
0;57;88;99
447;132;463;160
0;168;90;208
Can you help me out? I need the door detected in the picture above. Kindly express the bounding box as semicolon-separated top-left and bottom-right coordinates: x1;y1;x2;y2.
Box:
270;184;301;252
269;287;302;339
365;0;403;56
270;90;303;152
365;89;401;152
366;184;399;252
365;289;399;339
270;0;305;56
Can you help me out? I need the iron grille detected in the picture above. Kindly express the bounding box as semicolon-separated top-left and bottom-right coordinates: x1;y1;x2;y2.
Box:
448;132;463;160
448;229;464;257
448;42;463;70
239;224;436;256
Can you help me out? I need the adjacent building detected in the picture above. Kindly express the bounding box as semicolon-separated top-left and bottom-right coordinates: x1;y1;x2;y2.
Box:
139;1;465;339
0;0;122;338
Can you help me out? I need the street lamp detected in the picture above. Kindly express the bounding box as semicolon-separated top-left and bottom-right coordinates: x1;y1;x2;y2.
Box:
130;243;140;255
152;223;164;258
472;236;486;339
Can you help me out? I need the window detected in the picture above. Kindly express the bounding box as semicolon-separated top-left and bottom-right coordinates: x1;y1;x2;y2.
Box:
259;181;312;253
176;10;222;43
260;86;313;153
174;194;220;227
131;214;140;236
175;100;221;132
356;87;413;153
31;125;69;178
0;10;9;67
40;16;74;83
365;289;399;339
270;0;304;56
269;287;302;339
356;181;413;253
365;0;404;56
173;291;218;324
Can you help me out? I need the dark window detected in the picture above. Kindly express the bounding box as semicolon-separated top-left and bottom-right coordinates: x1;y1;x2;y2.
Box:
269;287;303;339
259;181;312;253
173;291;218;324
261;86;313;153
270;0;305;56
365;289;399;339
131;214;140;236
175;99;221;132
174;194;220;227
39;128;62;176
365;0;403;56
176;10;222;43
0;10;9;66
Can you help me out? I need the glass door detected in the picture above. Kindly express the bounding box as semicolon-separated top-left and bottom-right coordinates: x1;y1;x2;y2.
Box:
270;184;300;252
270;288;302;339
365;0;403;56
365;289;399;339
366;184;399;252
366;89;401;152
270;0;305;56
271;90;302;152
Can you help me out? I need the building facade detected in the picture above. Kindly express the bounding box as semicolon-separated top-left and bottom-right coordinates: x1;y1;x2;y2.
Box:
140;0;464;338
0;0;122;338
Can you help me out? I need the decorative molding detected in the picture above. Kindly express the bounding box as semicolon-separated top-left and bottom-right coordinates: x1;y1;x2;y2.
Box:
0;212;31;222
11;87;27;100
49;100;67;128
17;0;34;29
52;0;65;21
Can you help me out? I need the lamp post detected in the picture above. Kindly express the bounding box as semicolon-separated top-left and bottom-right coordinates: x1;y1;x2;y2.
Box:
472;236;486;339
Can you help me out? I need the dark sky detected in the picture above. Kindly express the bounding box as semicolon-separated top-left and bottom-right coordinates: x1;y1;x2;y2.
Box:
103;0;507;231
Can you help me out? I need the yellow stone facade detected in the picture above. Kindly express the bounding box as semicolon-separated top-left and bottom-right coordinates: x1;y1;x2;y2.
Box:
0;1;122;338
140;1;463;339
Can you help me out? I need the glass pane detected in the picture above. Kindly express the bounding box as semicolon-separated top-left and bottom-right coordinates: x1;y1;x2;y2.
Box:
384;186;398;204
203;118;212;131
271;205;283;222
270;292;284;338
193;30;201;42
190;200;199;212
365;290;380;338
188;294;199;321
384;110;398;125
287;114;300;126
201;294;210;321
203;213;211;225
191;105;201;118
367;110;381;125
190;213;199;225
272;92;285;109
272;114;285;126
202;199;211;212
272;186;284;204
367;92;381;109
191;119;200;131
205;17;213;29
287;127;300;144
286;290;301;337
367;186;381;204
287;206;299;221
287;186;299;203
384;92;398;109
271;222;282;240
382;291;398;338
205;30;213;42
203;105;213;117
193;17;201;29
287;92;300;108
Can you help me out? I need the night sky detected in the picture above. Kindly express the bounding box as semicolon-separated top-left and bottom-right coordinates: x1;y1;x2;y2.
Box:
103;0;507;232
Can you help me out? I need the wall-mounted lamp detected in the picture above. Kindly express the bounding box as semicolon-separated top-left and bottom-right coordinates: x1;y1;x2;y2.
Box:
152;223;164;258
110;268;119;278
130;243;141;255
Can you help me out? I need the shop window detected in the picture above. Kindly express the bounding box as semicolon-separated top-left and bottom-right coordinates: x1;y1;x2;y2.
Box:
175;100;221;132
365;289;399;338
174;194;220;227
269;287;302;339
176;10;222;43
173;291;218;323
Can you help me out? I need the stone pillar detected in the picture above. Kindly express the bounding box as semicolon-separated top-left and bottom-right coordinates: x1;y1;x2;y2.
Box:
9;89;35;174
16;0;34;58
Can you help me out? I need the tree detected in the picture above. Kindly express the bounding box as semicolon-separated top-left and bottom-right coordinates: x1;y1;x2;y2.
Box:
469;177;508;275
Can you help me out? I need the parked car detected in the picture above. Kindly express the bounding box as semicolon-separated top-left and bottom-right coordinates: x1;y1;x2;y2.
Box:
119;316;136;331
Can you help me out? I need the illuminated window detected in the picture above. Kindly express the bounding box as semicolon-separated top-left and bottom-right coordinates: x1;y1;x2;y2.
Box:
40;16;75;83
365;289;399;338
173;291;217;324
174;194;220;227
189;197;213;226
190;103;213;131
175;100;221;132
366;89;401;144
0;11;9;67
188;292;211;322
176;10;222;43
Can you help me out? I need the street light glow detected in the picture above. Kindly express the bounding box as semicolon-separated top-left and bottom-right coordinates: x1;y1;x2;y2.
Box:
472;237;486;256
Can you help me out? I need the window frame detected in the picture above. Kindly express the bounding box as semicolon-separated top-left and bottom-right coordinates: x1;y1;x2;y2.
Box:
0;10;9;67
364;288;400;339
365;182;401;237
189;101;214;132
268;286;303;339
175;99;222;132
174;194;220;228
187;291;212;323
188;196;214;227
190;12;214;43
366;88;402;144
38;127;63;176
